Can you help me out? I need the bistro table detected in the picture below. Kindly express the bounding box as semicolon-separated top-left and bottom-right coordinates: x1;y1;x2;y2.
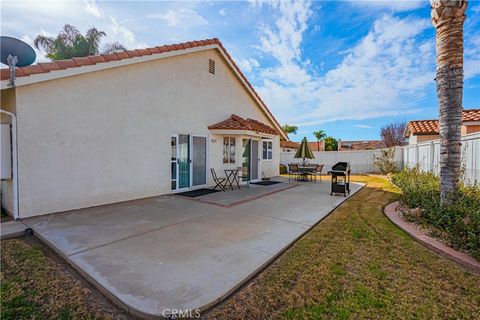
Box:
224;169;240;190
297;165;316;182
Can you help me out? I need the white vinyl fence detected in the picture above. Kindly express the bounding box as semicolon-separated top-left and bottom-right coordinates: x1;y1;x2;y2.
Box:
280;132;479;184
403;132;480;184
280;146;403;174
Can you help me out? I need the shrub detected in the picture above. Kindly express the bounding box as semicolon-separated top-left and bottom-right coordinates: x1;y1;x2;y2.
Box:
373;148;398;175
392;168;480;260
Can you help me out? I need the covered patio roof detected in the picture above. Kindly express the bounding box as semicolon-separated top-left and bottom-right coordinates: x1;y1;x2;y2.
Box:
208;114;278;137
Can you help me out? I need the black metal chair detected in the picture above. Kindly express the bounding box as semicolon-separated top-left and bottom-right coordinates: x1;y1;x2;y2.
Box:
237;167;250;188
210;168;226;191
288;163;301;181
308;164;324;183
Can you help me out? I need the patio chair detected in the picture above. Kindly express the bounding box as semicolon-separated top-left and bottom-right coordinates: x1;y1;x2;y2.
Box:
210;168;226;191
308;164;324;183
288;163;301;181
237;167;250;188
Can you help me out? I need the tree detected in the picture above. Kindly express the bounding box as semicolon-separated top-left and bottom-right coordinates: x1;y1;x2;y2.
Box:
34;24;126;60
431;0;467;203
102;41;127;54
380;121;406;147
324;136;338;151
313;130;327;151
282;124;298;135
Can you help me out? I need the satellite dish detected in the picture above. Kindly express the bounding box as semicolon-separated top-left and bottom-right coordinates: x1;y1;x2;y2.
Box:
1;36;36;67
1;36;36;87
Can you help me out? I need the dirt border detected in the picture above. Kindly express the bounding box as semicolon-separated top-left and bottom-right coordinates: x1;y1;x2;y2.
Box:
384;201;480;274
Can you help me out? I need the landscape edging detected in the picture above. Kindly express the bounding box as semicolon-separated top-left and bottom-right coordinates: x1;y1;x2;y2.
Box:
384;201;480;274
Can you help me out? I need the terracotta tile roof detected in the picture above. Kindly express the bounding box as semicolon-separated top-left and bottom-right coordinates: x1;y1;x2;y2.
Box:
208;114;278;135
406;109;480;136
407;120;440;135
280;140;300;149
463;109;480;121
339;140;386;151
0;37;287;140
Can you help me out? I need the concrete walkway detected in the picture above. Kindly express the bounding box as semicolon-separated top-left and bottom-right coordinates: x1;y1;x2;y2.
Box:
1;220;28;239
23;178;363;318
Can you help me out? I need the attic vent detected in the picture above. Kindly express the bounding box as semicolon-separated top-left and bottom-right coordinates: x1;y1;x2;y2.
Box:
209;59;215;74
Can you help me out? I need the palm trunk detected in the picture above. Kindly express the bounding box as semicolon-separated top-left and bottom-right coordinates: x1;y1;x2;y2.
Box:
317;141;320;151
431;0;467;204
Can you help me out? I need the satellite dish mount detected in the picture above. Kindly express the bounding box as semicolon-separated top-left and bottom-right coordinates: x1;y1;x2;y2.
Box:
7;54;18;87
1;36;36;87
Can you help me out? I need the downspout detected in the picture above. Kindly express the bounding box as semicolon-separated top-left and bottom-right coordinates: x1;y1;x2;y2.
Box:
0;109;19;220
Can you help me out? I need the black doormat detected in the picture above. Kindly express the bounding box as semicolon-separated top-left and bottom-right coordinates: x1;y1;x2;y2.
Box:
177;188;219;197
251;181;283;186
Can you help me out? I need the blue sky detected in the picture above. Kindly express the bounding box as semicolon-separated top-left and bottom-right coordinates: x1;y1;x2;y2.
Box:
2;0;479;141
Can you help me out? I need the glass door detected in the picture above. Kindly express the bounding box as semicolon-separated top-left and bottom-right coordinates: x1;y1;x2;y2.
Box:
242;139;251;181
171;135;177;190
251;140;259;181
192;136;207;187
178;134;190;189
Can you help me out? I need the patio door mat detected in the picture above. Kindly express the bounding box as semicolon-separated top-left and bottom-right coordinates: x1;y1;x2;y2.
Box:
177;188;219;198
251;181;283;186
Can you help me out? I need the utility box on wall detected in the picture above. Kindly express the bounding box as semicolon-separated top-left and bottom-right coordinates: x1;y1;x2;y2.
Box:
1;123;12;179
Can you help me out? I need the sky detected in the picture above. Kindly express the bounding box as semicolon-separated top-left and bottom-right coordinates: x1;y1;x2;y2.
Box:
1;0;479;141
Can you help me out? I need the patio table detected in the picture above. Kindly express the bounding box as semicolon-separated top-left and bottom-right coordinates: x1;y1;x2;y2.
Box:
297;166;316;182
224;169;240;190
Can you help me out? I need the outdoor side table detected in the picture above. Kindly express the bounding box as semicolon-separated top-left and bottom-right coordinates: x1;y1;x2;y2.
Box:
224;169;240;190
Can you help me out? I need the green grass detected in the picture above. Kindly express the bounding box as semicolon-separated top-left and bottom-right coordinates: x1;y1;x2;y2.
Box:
0;238;131;319
206;175;480;319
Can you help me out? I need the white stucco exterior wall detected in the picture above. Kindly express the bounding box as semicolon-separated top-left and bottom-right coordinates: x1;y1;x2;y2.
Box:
12;49;280;218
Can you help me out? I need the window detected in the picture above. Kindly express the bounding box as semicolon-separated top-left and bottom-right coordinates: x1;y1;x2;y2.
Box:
223;137;235;163
263;140;273;160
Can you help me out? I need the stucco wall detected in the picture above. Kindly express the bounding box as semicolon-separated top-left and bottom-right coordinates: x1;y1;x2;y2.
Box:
0;88;16;215
14;49;280;218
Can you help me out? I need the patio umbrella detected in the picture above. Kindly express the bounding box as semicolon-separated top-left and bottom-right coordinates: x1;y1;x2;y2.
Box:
294;137;315;165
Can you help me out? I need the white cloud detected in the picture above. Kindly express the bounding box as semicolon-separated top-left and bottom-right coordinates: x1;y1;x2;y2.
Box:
219;8;227;16
83;0;102;19
254;9;435;127
348;0;424;12
236;57;260;73
354;124;375;129
108;16;148;49
148;9;208;27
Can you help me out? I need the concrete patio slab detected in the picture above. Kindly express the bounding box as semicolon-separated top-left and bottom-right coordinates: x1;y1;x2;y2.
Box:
23;178;364;318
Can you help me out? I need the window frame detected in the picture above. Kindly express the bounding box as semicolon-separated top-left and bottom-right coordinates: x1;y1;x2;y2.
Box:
262;139;273;161
223;136;236;164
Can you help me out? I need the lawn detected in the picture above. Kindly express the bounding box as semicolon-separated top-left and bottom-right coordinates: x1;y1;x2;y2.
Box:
206;175;480;319
0;237;134;320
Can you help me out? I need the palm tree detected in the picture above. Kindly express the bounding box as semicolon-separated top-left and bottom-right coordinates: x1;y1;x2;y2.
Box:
282;124;298;135
34;24;125;60
313;130;326;151
431;0;468;203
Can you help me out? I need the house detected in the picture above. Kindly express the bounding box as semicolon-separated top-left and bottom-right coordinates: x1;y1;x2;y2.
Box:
280;140;325;152
404;109;480;145
280;140;299;152
338;140;386;151
0;38;287;219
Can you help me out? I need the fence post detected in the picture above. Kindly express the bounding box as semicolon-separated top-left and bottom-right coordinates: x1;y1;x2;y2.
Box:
429;141;435;172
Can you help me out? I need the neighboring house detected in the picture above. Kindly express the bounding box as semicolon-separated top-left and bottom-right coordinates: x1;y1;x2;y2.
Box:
404;109;480;145
338;140;385;151
280;140;299;152
0;38;287;219
280;140;325;152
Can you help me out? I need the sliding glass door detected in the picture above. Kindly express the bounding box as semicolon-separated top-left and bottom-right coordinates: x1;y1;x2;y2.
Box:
171;134;207;191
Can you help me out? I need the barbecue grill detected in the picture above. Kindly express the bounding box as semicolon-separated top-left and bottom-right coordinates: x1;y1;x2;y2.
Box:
328;162;351;197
